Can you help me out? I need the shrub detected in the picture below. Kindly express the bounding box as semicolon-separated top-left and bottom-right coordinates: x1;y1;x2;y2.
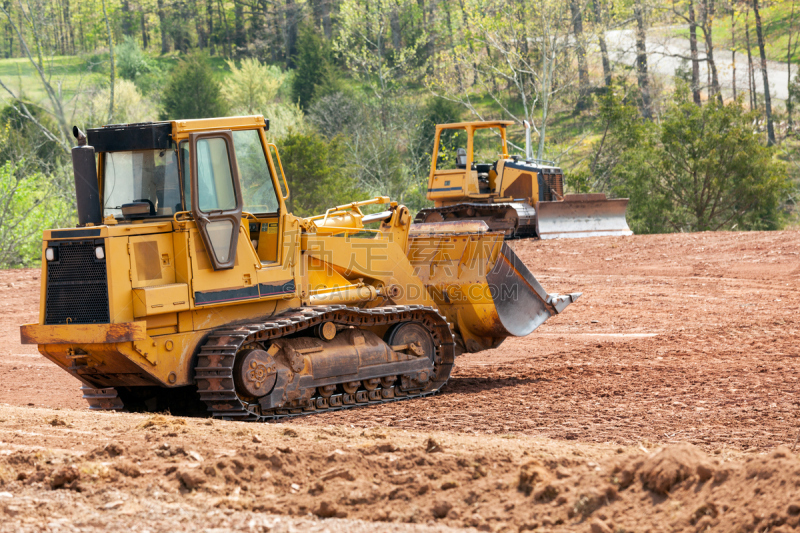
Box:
276;131;365;217
221;58;285;115
614;84;789;232
291;25;341;111
116;36;154;81
161;50;228;120
0;159;73;267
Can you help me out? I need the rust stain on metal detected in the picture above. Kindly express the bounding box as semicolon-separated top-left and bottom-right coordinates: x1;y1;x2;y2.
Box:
20;322;147;345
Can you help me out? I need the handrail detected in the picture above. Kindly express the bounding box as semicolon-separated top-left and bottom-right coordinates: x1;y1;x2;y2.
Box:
173;211;192;223
311;196;392;226
266;143;290;201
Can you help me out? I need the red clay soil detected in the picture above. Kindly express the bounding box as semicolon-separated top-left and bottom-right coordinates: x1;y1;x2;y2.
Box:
1;408;800;532
0;230;799;531
1;230;799;450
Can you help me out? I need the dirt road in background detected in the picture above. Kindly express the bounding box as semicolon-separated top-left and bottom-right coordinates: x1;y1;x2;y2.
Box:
1;230;799;451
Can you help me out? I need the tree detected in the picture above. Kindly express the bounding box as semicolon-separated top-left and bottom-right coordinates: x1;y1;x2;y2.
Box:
336;0;422;102
616;86;788;232
633;2;652;118
426;0;575;160
161;50;228;119
291;24;338;111
276;131;365;217
221;57;285;115
752;0;775;145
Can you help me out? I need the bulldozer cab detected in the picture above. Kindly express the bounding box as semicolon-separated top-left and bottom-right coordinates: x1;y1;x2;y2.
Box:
97;118;290;271
427;121;513;202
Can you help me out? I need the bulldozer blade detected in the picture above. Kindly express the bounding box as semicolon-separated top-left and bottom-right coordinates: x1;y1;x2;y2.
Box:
486;242;581;337
536;193;632;239
407;224;580;352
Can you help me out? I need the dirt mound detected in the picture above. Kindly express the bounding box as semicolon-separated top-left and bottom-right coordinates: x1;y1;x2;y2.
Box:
1;407;799;532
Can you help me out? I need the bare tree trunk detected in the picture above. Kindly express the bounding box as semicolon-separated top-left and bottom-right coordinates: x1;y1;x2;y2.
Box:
570;0;589;107
62;0;74;54
285;0;298;68
701;0;722;102
537;44;556;160
634;2;652;118
141;11;148;49
688;0;701;105
322;0;332;39
234;0;245;48
216;0;232;57
196;4;207;49
731;4;736;100
121;0;133;37
443;3;463;89
745;5;755;111
752;0;775;145
207;0;215;53
390;8;401;51
456;0;479;86
788;0;797;131
158;0;170;54
101;0;115;123
592;0;612;86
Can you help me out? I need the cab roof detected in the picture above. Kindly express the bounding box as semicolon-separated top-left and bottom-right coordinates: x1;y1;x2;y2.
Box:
436;120;515;130
86;116;269;152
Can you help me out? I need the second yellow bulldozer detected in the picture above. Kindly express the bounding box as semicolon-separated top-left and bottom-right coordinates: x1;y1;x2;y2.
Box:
415;120;633;239
20;115;579;420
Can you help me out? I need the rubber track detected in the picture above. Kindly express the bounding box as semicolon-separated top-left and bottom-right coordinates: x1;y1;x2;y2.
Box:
194;304;455;421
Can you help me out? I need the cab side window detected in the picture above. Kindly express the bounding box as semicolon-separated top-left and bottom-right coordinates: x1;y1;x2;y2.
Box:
232;129;280;214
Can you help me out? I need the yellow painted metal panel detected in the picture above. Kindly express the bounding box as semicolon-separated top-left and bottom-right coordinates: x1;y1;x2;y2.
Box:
132;283;190;317
129;233;177;288
106;236;134;324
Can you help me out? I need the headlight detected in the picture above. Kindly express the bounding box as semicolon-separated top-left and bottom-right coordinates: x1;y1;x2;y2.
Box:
95;246;105;260
45;248;55;261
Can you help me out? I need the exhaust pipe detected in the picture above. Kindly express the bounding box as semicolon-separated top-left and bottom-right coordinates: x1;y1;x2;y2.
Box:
71;126;102;227
523;120;532;161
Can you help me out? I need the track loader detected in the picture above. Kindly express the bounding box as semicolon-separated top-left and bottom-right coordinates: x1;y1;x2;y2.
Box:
20;116;579;420
415;120;633;239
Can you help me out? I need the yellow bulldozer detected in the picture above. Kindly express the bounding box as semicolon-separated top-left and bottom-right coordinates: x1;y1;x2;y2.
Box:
415;120;633;239
20;115;579;420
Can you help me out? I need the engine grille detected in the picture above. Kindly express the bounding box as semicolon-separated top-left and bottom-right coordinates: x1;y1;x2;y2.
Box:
45;239;110;325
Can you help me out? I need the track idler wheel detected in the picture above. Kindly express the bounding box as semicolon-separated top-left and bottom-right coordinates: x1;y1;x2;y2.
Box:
233;348;278;401
387;322;436;391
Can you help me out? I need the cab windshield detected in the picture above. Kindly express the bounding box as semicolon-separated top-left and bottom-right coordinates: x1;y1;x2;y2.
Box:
103;148;181;218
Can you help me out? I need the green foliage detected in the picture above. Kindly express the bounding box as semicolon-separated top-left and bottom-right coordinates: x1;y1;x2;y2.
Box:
222;58;285;115
276;131;365;217
613;85;789;233
415;97;464;154
0;104;64;173
116;36;155;81
291;25;341;111
0;159;73;268
161;51;228;120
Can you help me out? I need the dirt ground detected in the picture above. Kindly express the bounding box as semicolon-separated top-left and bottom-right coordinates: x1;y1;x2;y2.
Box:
0;229;799;531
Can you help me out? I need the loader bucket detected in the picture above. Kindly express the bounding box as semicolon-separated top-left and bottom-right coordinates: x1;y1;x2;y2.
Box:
408;221;580;353
536;193;632;239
